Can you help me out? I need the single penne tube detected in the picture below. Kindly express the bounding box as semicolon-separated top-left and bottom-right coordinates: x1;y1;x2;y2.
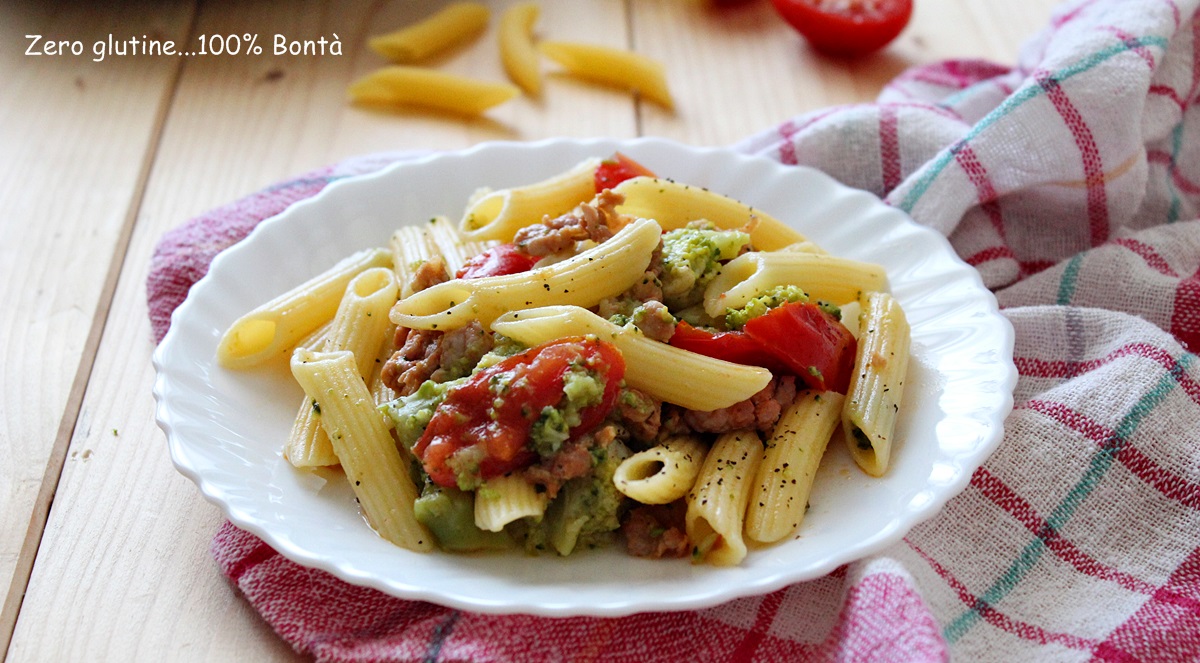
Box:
216;248;391;369
538;41;674;110
459;157;601;241
285;268;399;467
290;350;433;552
499;2;542;95
368;322;399;408
425;215;496;277
474;474;549;532
368;2;490;63
389;225;435;298
491;305;772;411
613;435;707;504
612;177;806;250
685;429;763;566
390;217;661;331
745;391;845;544
348;66;519;116
703;251;888;317
843;292;911;477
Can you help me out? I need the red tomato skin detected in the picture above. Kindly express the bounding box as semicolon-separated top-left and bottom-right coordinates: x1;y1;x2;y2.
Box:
742;302;857;393
456;243;539;279
413;337;625;488
770;0;914;57
668;321;790;374
669;304;856;394
594;152;657;192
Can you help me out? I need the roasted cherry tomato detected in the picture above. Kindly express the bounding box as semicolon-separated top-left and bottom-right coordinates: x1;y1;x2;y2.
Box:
413;337;625;489
669;321;790;375
770;0;914;58
594;152;656;192
742;302;857;393
456;243;539;279
669;302;856;393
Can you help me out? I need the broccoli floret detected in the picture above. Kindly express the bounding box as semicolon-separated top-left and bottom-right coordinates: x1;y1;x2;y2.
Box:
725;285;809;330
659;224;751;309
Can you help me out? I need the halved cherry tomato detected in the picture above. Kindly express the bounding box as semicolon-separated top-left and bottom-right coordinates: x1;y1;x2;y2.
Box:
770;0;913;58
594;152;656;192
669;302;856;393
456;243;539;279
413;337;625;489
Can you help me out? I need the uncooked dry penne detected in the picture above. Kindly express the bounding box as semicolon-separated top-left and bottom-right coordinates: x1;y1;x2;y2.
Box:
285;267;399;467
390;217;660;331
368;2;490;63
538;41;674;109
686;429;763;566
612;177;805;250
745;391;845;543
474;474;549;532
843;292;911;477
217;248;391;369
499;2;542;95
348;66;519;116
290;349;433;552
613;435;707;504
459;157;601;241
703;251;888;318
491;305;772;412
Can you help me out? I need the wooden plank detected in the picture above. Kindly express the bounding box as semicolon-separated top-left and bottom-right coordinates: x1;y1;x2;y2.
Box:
632;0;1057;146
8;1;634;660
0;0;196;654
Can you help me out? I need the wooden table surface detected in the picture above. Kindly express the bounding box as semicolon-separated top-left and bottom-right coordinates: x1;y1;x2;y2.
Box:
1;0;1058;659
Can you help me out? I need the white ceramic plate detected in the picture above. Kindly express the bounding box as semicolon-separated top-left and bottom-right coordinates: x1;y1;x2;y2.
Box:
153;137;1016;616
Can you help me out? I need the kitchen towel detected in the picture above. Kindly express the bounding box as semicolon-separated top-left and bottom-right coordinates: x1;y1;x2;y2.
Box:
147;0;1200;660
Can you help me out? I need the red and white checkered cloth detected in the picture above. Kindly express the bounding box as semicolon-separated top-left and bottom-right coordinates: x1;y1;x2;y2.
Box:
148;0;1200;660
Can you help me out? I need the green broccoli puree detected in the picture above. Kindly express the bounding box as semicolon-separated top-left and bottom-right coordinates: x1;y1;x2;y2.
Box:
660;224;751;309
725;285;808;330
529;360;605;457
380;377;464;451
520;440;631;556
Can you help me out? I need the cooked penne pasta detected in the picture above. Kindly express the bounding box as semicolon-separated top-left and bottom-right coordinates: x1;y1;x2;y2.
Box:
425;215;496;277
613;435;707;504
686;429;763;566
217;248;390;369
745;391;845;543
843;292;911;477
348;66;519;116
703;251;888;317
538;41;674;110
227;153;912;566
499;2;542;95
390;217;661;331
612;177;806;250
491;305;772;411
459;157;601;241
368;2;490;63
290;349;433;552
474;474;549;532
285;267;398;467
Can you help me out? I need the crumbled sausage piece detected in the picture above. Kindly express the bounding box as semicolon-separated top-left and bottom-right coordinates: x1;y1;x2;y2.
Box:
679;376;799;433
622;501;689;559
524;424;618;499
513;190;626;257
